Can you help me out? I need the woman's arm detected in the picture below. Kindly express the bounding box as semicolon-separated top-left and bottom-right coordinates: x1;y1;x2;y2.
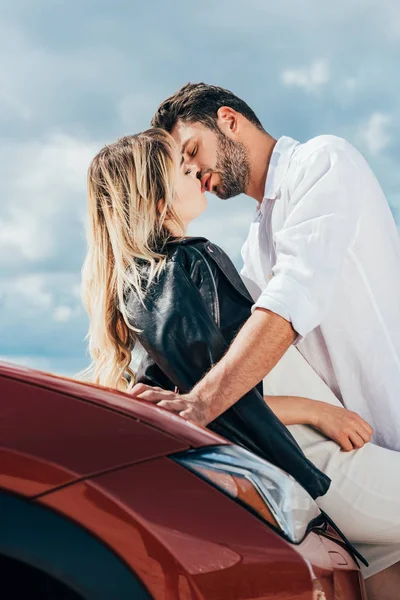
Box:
264;395;374;451
264;395;318;426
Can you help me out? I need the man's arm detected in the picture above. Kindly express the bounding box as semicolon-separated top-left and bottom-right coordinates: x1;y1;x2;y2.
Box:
133;307;295;425
189;307;295;421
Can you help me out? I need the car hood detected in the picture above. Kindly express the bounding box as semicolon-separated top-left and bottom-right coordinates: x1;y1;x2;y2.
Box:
1;362;228;498
1;361;226;449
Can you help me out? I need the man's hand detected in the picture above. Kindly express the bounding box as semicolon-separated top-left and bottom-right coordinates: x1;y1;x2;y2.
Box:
129;383;212;427
313;402;374;451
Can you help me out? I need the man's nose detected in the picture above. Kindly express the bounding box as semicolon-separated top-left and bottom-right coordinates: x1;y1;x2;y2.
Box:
186;161;200;178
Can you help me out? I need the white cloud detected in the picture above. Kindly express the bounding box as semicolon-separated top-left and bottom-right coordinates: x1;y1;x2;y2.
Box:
281;60;330;94
71;283;83;299
11;275;53;311
53;305;74;322
0;354;53;372
0;354;82;377
0;132;97;265
0;207;51;261
357;112;392;155
0;272;84;336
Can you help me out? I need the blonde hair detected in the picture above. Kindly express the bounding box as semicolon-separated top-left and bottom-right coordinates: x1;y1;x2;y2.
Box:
81;128;184;391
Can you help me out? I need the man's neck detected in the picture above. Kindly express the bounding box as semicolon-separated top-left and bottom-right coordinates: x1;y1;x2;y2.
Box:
245;132;277;203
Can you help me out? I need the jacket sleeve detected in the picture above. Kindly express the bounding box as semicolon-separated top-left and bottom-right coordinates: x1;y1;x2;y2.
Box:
126;254;330;499
133;347;176;390
128;258;228;394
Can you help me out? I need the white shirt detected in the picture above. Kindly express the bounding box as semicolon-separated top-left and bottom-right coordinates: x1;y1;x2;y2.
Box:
240;135;400;451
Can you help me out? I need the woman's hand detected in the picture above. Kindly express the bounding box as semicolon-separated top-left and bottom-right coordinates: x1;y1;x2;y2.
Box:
313;402;374;451
128;383;212;426
264;395;374;451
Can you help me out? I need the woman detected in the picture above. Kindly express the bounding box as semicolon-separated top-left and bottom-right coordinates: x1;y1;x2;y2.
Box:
81;128;329;500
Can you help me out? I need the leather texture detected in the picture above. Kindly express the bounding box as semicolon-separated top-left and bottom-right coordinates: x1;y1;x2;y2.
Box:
125;237;330;499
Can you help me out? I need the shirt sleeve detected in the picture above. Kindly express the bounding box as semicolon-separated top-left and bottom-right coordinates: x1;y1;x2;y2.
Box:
239;264;262;302
252;143;360;341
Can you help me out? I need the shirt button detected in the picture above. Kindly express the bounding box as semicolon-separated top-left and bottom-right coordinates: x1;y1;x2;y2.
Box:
268;273;273;280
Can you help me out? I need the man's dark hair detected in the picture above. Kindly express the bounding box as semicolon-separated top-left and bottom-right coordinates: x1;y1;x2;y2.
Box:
151;82;264;133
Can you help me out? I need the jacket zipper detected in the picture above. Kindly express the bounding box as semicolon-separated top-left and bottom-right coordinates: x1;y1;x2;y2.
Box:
191;247;221;328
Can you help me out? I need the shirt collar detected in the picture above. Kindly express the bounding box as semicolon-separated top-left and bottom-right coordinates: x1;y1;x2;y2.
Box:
263;136;300;201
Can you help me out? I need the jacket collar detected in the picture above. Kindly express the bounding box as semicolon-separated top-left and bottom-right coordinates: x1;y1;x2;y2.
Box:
167;236;208;246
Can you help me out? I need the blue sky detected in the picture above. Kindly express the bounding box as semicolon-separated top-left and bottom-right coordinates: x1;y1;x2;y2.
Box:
1;0;400;376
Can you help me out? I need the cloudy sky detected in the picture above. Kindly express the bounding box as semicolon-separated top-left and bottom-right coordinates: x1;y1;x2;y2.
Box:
1;0;400;377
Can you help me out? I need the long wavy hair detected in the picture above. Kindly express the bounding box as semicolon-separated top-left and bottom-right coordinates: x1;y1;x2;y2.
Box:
81;129;184;391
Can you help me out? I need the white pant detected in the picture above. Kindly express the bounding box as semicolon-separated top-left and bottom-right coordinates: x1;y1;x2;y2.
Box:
264;347;400;578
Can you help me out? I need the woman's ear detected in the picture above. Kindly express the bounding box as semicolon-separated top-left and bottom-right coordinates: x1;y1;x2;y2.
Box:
157;198;166;216
157;199;172;222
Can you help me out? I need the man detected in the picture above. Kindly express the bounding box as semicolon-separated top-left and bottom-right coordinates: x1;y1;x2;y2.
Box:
132;83;400;597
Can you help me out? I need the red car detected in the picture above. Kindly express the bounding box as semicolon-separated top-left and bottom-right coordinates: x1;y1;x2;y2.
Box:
0;361;366;600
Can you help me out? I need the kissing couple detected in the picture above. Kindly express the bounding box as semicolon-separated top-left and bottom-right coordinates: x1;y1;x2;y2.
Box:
82;82;400;596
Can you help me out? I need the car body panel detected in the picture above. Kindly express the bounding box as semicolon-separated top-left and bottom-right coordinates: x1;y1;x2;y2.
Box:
0;372;189;497
40;457;315;600
1;361;366;599
0;361;227;449
0;490;151;600
40;457;365;600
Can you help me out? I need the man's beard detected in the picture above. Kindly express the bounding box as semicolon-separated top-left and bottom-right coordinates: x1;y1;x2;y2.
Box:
212;132;251;200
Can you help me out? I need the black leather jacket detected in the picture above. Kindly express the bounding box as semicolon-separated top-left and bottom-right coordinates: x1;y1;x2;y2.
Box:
125;237;330;499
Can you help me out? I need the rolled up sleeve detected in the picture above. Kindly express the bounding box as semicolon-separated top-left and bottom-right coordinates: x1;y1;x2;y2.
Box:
240;266;262;303
253;143;360;340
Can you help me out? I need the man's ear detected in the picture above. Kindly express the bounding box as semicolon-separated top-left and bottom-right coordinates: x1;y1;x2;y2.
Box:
216;106;238;135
